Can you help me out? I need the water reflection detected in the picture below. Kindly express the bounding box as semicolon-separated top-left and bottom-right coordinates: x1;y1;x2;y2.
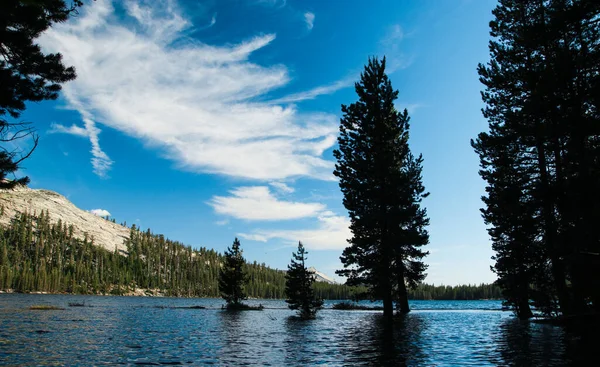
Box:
343;313;425;366
0;295;589;366
284;316;319;365
493;318;568;366
217;310;251;365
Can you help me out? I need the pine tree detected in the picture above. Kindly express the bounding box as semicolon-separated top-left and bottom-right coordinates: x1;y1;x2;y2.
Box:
472;128;539;318
1;0;82;188
218;238;248;307
334;57;429;317
285;242;323;319
474;0;600;317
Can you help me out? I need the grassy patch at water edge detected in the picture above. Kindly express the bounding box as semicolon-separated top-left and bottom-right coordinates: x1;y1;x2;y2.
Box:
29;305;65;310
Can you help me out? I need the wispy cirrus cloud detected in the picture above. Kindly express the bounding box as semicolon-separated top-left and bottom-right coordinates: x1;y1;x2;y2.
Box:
269;181;294;194
40;0;338;180
254;0;287;8
208;186;325;221
49;107;113;178
304;12;315;30
239;210;351;250
208;13;217;27
379;24;415;73
269;76;354;104
50;123;88;137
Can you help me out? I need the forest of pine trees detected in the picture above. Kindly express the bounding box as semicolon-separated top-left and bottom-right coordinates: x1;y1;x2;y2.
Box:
473;0;600;319
0;209;499;301
0;210;355;298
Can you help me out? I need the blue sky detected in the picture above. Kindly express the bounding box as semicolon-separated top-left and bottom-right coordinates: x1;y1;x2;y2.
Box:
18;0;497;285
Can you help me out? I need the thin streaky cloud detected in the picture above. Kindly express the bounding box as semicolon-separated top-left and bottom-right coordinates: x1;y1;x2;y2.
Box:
255;0;287;8
269;181;295;194
304;12;315;30
49;123;88;137
269;76;354;104
50;106;113;178
239;211;351;251
379;23;415;73
40;0;338;181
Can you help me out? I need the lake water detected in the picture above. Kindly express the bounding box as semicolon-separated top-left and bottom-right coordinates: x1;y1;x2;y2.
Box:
0;295;594;366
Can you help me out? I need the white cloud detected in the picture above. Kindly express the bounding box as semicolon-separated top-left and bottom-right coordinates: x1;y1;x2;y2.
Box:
90;208;111;217
40;0;337;180
385;24;405;43
304;12;315;30
269;181;294;194
379;24;414;73
395;102;424;115
208;186;325;220
255;0;287;8
49;123;88;137
239;211;351;250
214;219;229;226
49;109;113;178
269;76;353;104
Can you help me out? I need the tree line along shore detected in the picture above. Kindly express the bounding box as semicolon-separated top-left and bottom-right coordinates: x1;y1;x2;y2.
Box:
0;210;500;301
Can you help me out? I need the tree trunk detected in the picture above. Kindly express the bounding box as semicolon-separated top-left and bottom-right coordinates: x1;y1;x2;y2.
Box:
396;259;410;314
535;137;570;316
517;278;533;320
383;291;394;320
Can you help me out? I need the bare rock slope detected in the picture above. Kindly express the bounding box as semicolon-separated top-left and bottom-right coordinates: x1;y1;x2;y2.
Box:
0;186;128;253
308;267;337;284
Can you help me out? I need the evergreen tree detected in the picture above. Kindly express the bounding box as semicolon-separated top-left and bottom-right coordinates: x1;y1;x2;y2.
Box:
334;57;430;317
285;242;323;319
218;238;248;307
1;0;81;188
472;129;539;318
0;209;367;299
474;0;600;317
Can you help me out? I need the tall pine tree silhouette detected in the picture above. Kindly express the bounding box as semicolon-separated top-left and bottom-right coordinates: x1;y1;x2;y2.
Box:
334;57;429;317
474;0;600;317
1;1;82;188
285;242;323;319
218;238;248;308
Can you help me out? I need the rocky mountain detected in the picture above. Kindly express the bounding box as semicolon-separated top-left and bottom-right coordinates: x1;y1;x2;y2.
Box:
0;186;338;283
308;267;337;284
0;185;129;253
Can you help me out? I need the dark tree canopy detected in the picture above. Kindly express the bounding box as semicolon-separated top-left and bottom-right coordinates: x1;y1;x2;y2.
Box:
473;0;600;318
0;209;360;299
218;238;248;306
1;0;81;188
334;57;429;318
284;242;323;319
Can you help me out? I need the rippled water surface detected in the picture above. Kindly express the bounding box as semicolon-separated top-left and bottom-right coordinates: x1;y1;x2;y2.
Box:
0;295;593;366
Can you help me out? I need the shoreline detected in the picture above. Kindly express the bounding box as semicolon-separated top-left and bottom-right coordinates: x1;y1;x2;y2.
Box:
0;289;501;301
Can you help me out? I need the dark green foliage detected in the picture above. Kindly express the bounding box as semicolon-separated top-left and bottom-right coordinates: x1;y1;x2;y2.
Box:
474;0;600;318
222;303;263;311
334;57;430;317
407;283;502;301
218;238;248;307
285;242;323;319
0;211;355;298
0;0;82;188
